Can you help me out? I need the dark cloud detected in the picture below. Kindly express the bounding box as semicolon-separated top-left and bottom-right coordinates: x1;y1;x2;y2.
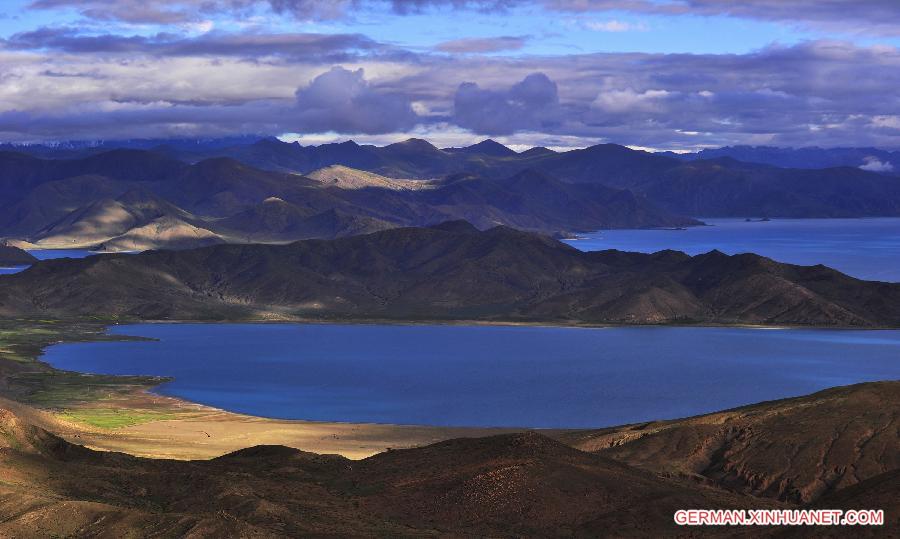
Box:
3;27;394;62
453;72;562;135
292;67;420;134
435;36;527;53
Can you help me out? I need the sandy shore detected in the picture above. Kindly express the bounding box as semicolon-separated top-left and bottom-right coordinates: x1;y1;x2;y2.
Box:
33;389;515;460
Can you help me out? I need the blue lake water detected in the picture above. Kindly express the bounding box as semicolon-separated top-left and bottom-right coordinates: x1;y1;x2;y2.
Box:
41;324;900;428
566;218;900;282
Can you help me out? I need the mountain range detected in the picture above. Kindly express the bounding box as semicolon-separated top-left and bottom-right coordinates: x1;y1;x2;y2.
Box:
0;149;694;251
4;137;900;252
2;222;898;327
668;145;900;171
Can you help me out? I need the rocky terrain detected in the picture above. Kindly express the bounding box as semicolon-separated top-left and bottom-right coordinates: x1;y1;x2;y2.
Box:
0;382;896;537
1;222;899;326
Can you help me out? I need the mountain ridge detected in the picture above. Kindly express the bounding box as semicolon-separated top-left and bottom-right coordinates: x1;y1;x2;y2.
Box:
1;223;898;327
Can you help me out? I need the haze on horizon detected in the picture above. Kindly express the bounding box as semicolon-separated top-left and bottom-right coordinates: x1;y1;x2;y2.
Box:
2;0;900;151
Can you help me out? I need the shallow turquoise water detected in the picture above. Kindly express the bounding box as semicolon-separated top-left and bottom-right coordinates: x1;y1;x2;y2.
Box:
41;324;900;428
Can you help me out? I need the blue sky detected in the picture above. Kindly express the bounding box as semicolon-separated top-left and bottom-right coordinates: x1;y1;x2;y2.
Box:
2;0;900;150
5;0;895;55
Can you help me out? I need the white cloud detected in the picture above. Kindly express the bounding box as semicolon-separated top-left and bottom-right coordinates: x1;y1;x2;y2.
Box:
860;156;895;172
583;19;647;32
591;88;670;113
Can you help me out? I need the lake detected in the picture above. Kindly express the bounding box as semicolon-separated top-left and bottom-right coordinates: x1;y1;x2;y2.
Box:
566;218;900;282
42;323;900;428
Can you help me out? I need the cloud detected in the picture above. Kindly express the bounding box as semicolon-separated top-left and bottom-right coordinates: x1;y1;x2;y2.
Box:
860;156;894;172
435;36;527;53
24;0;900;36
4;34;900;149
591;88;670;113
3;27;393;62
453;72;561;135
583;19;646;32
26;0;517;23
545;0;900;36
293;67;420;134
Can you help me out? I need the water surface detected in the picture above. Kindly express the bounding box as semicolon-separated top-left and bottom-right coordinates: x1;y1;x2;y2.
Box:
566;218;900;282
42;323;900;428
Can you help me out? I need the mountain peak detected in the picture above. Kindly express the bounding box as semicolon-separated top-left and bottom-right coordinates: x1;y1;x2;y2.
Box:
388;138;439;151
462;139;516;157
520;146;556;157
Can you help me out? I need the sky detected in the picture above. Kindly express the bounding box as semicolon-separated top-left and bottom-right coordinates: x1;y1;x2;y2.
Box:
2;0;900;150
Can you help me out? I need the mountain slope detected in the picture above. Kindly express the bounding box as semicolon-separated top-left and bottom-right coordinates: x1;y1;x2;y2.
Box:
0;245;36;266
1;223;899;326
306;164;433;190
25;189;223;251
560;381;900;504
1;382;897;537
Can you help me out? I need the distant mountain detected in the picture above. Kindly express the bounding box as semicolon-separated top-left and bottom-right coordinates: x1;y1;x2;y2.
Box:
2;223;898;327
674;145;900;172
305;165;433;190
0;135;262;160
93;216;225;252
525;145;900;217
218;200;394;242
7;138;900;251
519;146;556;157
417;169;695;232
445;139;518;157
27;189;209;249
0;151;693;250
136;138;900;219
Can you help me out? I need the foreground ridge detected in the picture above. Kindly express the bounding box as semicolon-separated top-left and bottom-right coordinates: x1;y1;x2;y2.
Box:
0;382;897;537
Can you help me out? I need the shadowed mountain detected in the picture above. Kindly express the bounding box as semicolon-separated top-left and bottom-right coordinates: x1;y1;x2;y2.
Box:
445;139;518;157
0;245;36;266
1;223;899;326
0;382;897;537
519;146;557;157
219;200;394;242
675;145;900;172
418;169;696;232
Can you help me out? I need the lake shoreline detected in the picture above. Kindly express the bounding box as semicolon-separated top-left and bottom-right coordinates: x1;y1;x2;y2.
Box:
0;321;896;460
41;321;900;429
0;320;519;460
